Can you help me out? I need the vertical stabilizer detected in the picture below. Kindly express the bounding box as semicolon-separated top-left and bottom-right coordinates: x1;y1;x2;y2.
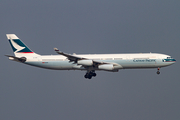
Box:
6;34;40;57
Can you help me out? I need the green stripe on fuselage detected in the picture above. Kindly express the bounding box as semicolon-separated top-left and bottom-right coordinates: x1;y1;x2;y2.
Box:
163;59;176;62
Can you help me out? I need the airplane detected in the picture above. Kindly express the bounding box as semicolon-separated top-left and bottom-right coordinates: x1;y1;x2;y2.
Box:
5;34;176;79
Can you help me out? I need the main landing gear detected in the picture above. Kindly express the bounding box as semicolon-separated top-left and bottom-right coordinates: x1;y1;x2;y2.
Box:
84;70;97;79
156;67;160;75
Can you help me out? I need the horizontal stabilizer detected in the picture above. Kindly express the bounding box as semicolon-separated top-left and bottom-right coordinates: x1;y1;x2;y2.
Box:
5;55;26;62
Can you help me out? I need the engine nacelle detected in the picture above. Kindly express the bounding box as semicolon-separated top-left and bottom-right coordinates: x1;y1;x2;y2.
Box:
98;64;114;70
77;60;93;66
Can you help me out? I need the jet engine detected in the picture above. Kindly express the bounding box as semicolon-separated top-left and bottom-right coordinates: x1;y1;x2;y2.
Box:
98;64;114;70
77;60;93;66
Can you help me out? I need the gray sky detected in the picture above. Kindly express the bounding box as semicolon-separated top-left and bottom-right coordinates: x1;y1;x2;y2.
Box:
0;0;180;120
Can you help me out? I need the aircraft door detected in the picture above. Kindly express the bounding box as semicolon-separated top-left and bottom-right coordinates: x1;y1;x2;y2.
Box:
37;56;42;61
126;56;130;62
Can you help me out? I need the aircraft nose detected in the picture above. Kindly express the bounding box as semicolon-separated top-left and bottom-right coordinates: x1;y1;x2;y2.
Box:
170;58;176;64
163;58;176;65
174;59;176;63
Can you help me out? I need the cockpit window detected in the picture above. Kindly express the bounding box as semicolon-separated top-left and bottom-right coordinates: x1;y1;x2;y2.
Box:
167;57;172;59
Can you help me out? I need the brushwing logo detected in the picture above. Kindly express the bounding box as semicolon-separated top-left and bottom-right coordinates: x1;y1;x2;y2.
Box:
10;37;25;53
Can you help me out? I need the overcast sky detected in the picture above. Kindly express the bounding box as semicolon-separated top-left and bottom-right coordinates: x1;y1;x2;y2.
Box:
0;0;180;120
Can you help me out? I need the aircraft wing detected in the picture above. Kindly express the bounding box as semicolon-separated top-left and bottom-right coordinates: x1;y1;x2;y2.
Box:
54;48;86;63
54;48;123;71
54;48;105;65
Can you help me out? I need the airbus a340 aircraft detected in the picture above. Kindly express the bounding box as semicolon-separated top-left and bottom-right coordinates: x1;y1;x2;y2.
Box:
6;34;176;79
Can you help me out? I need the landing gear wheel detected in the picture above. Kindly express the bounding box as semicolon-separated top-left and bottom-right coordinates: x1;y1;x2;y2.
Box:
156;67;160;75
88;76;92;79
92;73;96;77
84;71;97;79
84;75;88;78
84;74;92;79
157;71;160;75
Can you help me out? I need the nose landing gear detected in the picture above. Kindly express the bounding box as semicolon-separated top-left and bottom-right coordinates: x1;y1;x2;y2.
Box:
156;68;160;75
84;71;97;79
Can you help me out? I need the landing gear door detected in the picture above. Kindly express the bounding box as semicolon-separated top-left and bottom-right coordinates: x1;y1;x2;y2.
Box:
158;55;162;62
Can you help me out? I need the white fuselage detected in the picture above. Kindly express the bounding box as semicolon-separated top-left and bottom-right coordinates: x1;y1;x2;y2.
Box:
6;34;176;78
23;53;175;71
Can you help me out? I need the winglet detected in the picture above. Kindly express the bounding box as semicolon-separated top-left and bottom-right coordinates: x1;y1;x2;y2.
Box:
54;48;64;54
54;48;59;52
54;48;65;55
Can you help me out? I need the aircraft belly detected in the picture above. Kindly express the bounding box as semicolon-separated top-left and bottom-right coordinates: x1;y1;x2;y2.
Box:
115;60;157;69
25;61;74;70
116;59;171;69
24;59;171;70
